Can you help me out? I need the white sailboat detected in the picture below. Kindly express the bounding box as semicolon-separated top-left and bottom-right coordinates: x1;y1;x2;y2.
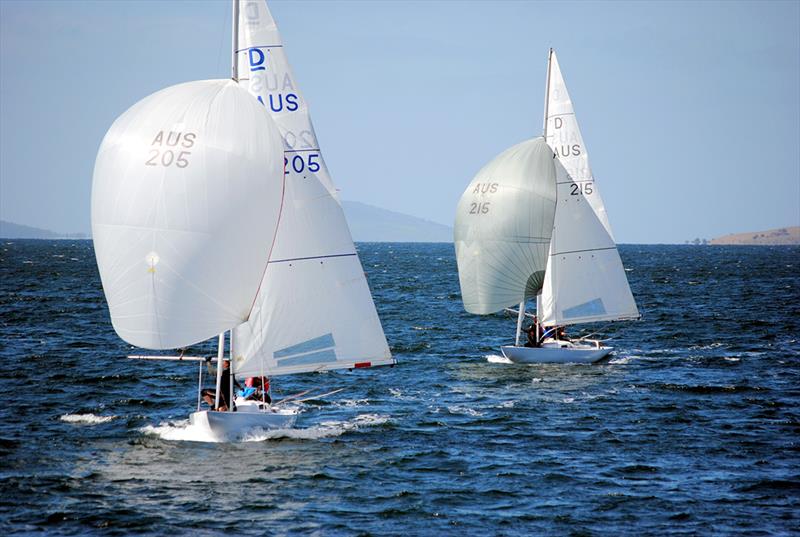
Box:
455;49;639;364
92;0;394;441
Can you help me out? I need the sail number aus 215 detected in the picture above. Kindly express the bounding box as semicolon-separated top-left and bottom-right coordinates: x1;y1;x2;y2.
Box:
570;182;593;196
145;131;196;168
469;202;490;214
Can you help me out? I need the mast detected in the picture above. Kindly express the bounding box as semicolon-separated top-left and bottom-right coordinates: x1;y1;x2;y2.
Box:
231;0;239;81
214;332;224;409
229;329;235;411
543;48;553;137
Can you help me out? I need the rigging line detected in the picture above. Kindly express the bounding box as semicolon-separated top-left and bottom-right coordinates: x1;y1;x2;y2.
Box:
268;252;357;264
284;148;321;153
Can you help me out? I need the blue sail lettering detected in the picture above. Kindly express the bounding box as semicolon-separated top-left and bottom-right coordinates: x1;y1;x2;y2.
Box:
248;48;265;72
285;93;299;111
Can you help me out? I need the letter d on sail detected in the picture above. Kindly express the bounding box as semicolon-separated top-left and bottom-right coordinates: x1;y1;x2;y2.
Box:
249;48;265;71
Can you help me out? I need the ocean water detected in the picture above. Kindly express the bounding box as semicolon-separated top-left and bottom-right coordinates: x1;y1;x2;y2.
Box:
1;241;798;536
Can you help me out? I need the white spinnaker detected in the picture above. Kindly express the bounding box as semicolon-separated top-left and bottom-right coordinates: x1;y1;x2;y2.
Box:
454;138;557;315
92;79;284;349
540;50;639;326
232;0;392;376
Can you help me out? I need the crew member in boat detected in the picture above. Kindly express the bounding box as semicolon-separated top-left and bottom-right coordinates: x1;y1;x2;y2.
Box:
244;376;271;404
201;359;241;412
556;326;570;341
524;317;541;348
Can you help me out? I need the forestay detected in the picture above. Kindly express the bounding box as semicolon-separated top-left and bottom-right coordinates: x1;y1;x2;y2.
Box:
92;80;284;350
232;0;393;377
540;50;639;326
454;138;557;315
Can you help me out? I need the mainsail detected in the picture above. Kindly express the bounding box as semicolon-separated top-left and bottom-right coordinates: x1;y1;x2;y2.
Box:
540;50;639;326
454;138;556;315
232;0;393;377
92;79;284;350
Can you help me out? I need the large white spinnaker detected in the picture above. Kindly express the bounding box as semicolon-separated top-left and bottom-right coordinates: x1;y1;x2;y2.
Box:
540;50;639;326
92;79;285;350
454;138;557;315
232;0;393;376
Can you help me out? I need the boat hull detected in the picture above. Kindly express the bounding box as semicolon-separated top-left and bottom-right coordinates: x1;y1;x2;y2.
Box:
189;406;297;441
500;342;612;364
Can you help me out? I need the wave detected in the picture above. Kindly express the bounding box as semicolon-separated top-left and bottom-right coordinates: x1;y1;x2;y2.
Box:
485;354;511;364
60;413;117;425
141;413;392;443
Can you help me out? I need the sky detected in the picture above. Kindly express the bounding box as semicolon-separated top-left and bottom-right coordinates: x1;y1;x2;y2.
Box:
0;0;798;244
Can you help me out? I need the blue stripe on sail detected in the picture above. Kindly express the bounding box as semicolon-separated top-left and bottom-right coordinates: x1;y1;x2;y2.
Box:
563;298;606;319
276;349;338;368
274;333;335;358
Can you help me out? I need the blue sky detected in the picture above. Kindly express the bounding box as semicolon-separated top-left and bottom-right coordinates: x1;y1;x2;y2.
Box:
1;0;798;243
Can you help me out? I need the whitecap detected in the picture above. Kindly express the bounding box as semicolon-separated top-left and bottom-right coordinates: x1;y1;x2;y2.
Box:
486;354;512;364
60;413;116;425
143;413;391;443
140;420;219;443
447;405;484;417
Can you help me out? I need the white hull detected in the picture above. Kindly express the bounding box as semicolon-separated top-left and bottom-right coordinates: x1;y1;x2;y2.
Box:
500;340;612;364
189;399;297;441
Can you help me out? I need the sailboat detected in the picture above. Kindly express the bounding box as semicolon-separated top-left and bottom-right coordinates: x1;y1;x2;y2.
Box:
92;0;394;440
454;49;639;364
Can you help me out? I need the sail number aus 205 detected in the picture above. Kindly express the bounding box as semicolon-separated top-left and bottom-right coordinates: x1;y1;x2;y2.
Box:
145;131;196;168
284;153;320;175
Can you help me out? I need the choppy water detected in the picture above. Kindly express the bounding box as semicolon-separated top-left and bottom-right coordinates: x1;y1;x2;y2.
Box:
1;241;798;535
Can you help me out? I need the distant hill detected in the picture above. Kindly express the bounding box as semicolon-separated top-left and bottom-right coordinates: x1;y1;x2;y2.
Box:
0;220;87;239
2;203;452;243
710;226;800;245
0;220;60;239
342;201;452;242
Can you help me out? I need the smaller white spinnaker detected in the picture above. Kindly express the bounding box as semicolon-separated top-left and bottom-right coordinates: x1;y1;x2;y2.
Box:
454;138;557;315
540;50;639;327
92;79;285;350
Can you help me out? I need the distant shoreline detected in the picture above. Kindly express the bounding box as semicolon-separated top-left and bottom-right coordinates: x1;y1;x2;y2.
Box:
709;226;799;246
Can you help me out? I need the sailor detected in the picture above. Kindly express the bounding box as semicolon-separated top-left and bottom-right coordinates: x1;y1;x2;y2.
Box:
245;376;272;404
524;317;541;347
201;359;241;411
556;326;570;341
